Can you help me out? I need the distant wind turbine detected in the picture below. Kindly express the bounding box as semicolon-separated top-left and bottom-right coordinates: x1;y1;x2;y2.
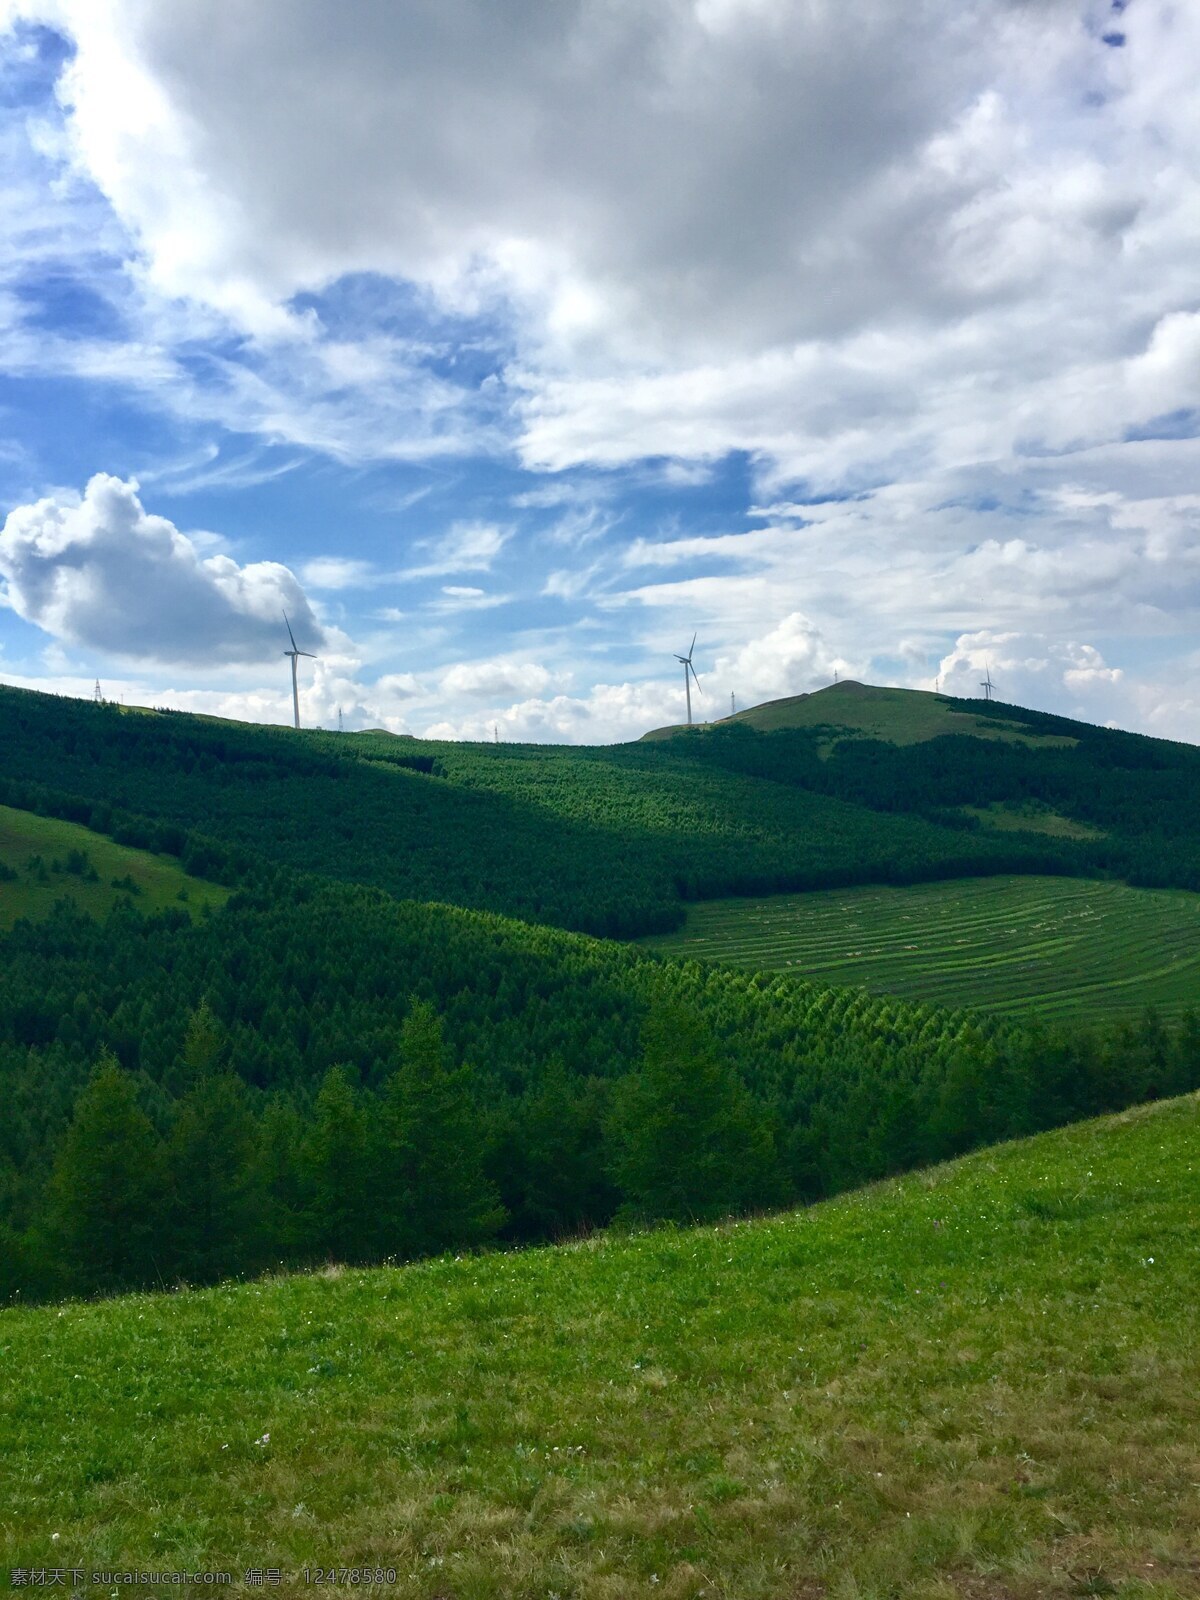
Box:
675;633;702;727
282;611;316;729
980;660;995;702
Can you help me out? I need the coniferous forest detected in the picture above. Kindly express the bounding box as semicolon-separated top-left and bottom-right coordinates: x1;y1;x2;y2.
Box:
2;680;1200;1304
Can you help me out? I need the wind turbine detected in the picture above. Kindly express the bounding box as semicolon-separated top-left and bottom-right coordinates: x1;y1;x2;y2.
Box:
979;660;995;702
282;611;316;729
675;632;702;727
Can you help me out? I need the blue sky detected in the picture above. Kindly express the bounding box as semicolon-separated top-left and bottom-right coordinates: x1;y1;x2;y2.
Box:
0;0;1197;742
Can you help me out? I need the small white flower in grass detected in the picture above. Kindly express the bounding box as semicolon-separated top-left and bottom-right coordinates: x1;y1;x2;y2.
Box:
51;1533;60;1543
255;1431;270;1447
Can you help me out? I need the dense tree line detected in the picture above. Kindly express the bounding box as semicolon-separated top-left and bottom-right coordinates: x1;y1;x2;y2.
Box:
662;702;1200;890
0;686;1094;938
2;885;1196;1303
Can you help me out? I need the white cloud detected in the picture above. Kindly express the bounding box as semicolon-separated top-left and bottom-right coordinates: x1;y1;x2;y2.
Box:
404;519;511;577
933;630;1134;723
3;0;1196;495
424;678;681;745
425;587;512;615
0;473;324;665
301;556;378;591
1;2;1199;747
440;656;555;699
710;612;839;703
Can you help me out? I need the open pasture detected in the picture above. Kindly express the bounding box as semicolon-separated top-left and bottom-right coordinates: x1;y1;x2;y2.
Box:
0;804;228;929
2;1096;1197;1598
644;874;1200;1023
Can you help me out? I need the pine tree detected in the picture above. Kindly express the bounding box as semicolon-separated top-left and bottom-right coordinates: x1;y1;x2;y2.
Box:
606;996;784;1224
301;1066;372;1263
47;1053;164;1294
375;1000;505;1260
514;1059;613;1238
255;1095;306;1266
164;1073;263;1284
164;997;225;1096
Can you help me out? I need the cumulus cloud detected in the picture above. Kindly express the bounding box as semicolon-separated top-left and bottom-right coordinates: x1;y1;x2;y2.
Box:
0;473;324;665
423;678;684;745
1;2;1198;745
934;631;1127;722
710;613;842;703
3;0;1189;481
440;656;555;699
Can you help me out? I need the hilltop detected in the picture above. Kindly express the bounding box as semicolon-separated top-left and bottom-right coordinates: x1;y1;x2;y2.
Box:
643;680;1080;747
3;1095;1196;1597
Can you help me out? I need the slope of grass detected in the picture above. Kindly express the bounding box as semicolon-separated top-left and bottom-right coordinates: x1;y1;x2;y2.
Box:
960;803;1105;841
641;875;1200;1024
2;1096;1197;1597
643;683;1078;748
0;804;228;930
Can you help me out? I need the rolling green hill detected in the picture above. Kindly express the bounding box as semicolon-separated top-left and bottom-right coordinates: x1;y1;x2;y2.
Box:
643;679;1080;748
643;875;1200;1024
3;679;1200;1308
3;1095;1196;1598
0;685;1103;938
0;804;228;929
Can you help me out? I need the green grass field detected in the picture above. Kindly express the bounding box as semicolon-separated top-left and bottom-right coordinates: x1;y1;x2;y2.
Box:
0;805;228;929
961;803;1105;841
2;1096;1197;1598
643;875;1200;1024
643;682;1079;749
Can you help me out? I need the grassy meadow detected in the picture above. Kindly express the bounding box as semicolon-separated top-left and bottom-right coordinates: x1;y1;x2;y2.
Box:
643;683;1079;749
643;875;1200;1024
1;1095;1197;1598
0;804;228;929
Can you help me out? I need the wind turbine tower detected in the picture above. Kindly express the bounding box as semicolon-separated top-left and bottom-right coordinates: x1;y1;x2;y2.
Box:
282;612;317;729
980;661;995;702
674;633;702;727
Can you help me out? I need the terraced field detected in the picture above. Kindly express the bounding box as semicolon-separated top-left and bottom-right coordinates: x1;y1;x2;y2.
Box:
644;874;1200;1023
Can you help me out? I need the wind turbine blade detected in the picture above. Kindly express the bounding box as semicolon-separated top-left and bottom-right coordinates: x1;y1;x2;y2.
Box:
689;631;697;659
690;662;702;694
283;610;298;652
